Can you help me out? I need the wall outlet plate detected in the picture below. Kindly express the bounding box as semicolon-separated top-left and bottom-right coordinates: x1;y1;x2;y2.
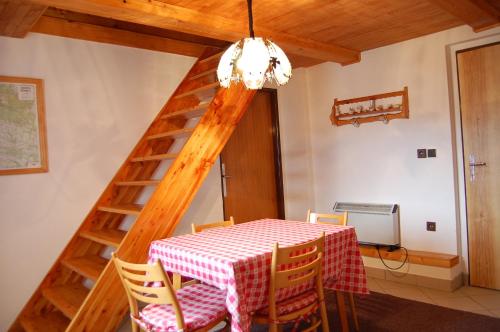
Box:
417;149;427;158
426;221;436;231
428;149;437;157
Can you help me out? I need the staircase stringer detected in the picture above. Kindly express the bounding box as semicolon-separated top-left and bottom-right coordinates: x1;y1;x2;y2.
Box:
9;48;222;332
67;83;256;332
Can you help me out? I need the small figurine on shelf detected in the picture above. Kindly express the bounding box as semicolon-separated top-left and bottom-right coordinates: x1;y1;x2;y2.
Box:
369;100;375;111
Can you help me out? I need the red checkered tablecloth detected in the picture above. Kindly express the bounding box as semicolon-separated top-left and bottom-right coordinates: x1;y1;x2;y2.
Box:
148;219;368;332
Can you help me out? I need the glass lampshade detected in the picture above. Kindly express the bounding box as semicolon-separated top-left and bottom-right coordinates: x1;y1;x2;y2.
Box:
217;37;292;89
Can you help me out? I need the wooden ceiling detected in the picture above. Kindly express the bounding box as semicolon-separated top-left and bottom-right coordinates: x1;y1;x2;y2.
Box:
1;0;500;67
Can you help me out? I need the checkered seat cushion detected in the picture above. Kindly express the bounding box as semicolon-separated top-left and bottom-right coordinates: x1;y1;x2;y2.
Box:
257;290;318;316
134;283;227;332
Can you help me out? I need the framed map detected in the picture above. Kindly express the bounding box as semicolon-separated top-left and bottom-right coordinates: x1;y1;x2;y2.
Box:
0;76;48;175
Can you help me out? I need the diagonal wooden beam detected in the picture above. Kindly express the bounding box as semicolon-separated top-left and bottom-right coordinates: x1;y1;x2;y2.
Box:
28;0;360;64
0;0;46;37
32;16;207;57
428;0;500;31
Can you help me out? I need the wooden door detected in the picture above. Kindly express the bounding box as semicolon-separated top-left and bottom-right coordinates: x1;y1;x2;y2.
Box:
220;89;284;223
457;43;500;290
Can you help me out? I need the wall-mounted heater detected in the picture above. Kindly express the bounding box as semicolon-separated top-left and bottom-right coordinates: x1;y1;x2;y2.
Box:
333;202;400;247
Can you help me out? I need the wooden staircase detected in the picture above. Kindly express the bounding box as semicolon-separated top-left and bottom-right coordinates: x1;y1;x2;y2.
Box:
10;49;256;332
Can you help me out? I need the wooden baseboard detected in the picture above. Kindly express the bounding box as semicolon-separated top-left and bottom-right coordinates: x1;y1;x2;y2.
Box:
359;244;459;268
365;266;464;291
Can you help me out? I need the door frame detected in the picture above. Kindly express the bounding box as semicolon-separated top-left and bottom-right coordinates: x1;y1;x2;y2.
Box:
219;88;286;220
446;33;500;275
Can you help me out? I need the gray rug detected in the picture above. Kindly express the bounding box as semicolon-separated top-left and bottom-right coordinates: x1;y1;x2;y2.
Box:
251;290;500;331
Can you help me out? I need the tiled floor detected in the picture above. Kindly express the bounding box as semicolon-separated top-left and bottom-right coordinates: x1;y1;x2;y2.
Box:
367;277;500;318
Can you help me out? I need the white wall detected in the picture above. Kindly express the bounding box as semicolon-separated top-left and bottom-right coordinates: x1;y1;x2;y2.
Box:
285;26;500;259
0;33;223;330
276;69;315;221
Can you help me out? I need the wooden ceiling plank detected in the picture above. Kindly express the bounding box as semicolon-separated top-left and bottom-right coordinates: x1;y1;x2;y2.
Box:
428;0;500;31
31;16;206;57
43;7;229;49
0;0;46;37
28;0;360;64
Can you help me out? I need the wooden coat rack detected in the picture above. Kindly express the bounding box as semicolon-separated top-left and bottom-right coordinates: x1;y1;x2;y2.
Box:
330;87;409;127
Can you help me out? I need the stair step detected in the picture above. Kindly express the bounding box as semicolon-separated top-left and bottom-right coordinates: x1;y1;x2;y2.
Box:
189;68;217;80
146;128;195;140
42;283;89;319
161;102;210;120
61;255;108;281
115;180;161;186
174;82;219;99
131;153;178;162
79;228;127;247
20;311;69;332
198;51;223;64
97;203;143;215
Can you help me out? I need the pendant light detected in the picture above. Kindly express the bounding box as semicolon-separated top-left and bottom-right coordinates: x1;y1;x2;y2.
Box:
217;0;292;90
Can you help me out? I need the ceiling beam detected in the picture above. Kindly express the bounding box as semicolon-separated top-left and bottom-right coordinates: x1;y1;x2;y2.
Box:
428;0;500;31
32;16;207;57
28;0;360;64
0;0;47;37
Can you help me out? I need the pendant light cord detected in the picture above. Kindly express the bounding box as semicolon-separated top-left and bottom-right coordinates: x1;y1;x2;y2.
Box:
247;0;255;38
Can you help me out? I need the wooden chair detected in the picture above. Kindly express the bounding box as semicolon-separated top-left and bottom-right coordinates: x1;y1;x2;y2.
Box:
253;233;329;332
306;209;348;226
191;216;235;233
112;253;228;332
306;209;360;331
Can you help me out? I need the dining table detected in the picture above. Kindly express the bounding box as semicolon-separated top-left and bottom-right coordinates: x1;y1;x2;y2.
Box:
147;218;369;332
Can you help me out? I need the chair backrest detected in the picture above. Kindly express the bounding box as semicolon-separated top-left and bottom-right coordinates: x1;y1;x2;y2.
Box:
191;216;235;234
269;233;325;320
307;209;348;226
112;253;185;331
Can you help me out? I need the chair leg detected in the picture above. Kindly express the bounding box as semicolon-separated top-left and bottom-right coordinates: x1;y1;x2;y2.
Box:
348;293;359;331
335;291;349;332
319;296;330;332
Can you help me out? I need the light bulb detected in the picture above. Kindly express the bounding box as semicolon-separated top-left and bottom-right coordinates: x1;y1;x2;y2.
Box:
236;38;269;89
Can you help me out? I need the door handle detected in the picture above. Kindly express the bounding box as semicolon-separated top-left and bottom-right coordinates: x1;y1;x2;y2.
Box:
221;163;231;197
469;154;487;182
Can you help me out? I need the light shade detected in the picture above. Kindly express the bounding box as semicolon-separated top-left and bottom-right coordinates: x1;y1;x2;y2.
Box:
217;37;292;89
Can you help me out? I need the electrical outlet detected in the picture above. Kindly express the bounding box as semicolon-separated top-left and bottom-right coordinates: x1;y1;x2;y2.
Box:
417;149;427;158
426;221;436;232
428;149;437;158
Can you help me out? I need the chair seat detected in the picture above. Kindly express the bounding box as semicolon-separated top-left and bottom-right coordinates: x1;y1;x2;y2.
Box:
257;290;318;316
135;283;227;332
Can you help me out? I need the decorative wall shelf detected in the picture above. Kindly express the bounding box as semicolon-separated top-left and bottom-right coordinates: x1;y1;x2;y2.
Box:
330;87;409;127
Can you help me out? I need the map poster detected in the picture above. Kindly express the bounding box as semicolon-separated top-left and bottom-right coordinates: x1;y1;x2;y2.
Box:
0;76;48;175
